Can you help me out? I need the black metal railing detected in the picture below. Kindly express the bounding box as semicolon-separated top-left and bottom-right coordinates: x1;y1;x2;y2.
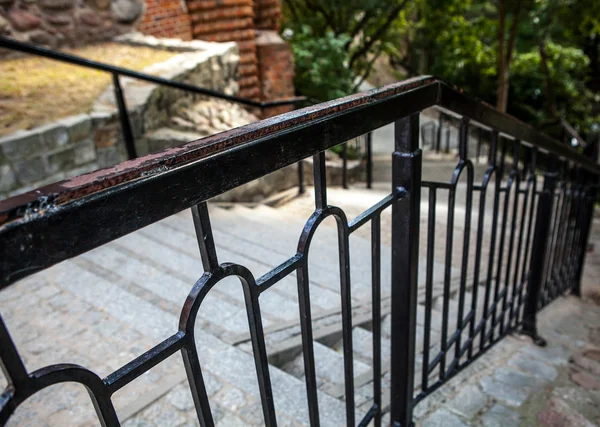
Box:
0;76;598;427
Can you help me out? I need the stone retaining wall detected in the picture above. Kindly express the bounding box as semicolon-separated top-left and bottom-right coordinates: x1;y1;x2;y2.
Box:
0;0;143;50
0;34;239;199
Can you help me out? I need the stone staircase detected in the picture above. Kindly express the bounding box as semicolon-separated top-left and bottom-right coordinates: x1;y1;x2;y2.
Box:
1;181;498;426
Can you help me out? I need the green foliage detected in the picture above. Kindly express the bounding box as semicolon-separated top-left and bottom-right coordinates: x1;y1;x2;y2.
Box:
402;0;600;135
283;0;600;135
287;26;356;101
510;42;599;131
282;0;411;101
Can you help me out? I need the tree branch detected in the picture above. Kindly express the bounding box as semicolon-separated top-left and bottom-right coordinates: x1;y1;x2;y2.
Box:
505;0;523;66
352;45;384;91
344;10;373;52
348;0;410;69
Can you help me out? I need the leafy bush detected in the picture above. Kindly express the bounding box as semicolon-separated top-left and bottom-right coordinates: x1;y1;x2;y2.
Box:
285;26;357;102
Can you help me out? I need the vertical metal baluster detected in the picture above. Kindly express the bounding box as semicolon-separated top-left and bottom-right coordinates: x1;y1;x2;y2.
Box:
562;182;581;289
342;144;349;189
480;132;499;350
552;180;571;296
422;186;436;389
515;149;537;324
336;214;354;425
314;152;327;209
454;118;473;363
545;176;567;300
440;179;456;377
367;132;373;189
0;316;29;394
500;140;521;335
192;203;219;272
112;73;137;160
371;214;382;427
572;144;599;295
298;161;306;195
521;160;558;346
244;286;278;427
476;129;482;164
469;131;497;358
181;336;215;427
390;114;421;427
294;152;329;426
491;139;509;342
296;261;320;426
436;112;443;153
186;203;219;427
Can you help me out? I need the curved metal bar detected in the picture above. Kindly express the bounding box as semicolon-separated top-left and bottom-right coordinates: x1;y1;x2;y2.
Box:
512;167;537;325
295;204;356;426
500;143;523;335
179;264;276;427
440;158;470;377
491;169;517;340
468;160;497;358
1;364;119;427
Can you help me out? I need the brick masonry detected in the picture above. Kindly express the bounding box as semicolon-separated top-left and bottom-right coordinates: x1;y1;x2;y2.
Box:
138;0;193;40
177;0;295;113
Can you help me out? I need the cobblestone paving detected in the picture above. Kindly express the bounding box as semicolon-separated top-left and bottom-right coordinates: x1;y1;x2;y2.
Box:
416;211;600;426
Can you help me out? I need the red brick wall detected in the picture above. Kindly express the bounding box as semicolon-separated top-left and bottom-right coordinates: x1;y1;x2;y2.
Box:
256;30;294;117
139;0;295;109
254;0;281;31
186;0;260;100
139;0;193;40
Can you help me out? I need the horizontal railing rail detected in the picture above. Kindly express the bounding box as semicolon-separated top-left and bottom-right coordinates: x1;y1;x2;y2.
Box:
0;76;597;287
0;75;598;427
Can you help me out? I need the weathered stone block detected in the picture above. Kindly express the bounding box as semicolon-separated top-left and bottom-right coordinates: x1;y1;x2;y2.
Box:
96;146;125;167
8;8;42;31
39;123;70;150
0;164;17;192
480;376;529;407
39;0;76;10
13;156;47;184
0;129;45;160
111;0;143;23
447;384;488;419
46;147;76;174
58;114;92;142
422;409;469;427
481;404;520;427
74;138;97;165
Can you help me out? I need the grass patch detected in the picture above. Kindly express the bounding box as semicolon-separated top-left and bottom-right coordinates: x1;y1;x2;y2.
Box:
0;43;178;136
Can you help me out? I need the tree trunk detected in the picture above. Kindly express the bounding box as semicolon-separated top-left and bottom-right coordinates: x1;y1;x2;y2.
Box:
539;39;558;120
496;0;508;112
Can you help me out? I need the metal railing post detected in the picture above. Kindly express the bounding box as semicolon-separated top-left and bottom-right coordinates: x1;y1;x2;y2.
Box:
521;165;557;346
342;143;349;189
436;112;443;153
366;132;373;189
298;160;305;194
390;114;421;427
112;73;137;160
572;140;599;296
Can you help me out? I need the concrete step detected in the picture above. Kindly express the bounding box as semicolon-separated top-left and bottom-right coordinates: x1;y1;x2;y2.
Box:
233;204;457;297
282;341;372;392
332;326;391;366
43;255;349;426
